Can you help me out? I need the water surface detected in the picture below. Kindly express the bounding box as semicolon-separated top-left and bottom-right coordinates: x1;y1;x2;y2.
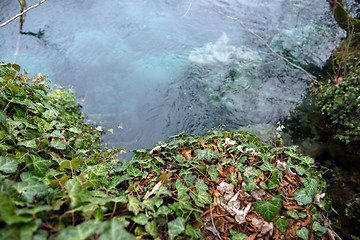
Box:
0;0;343;153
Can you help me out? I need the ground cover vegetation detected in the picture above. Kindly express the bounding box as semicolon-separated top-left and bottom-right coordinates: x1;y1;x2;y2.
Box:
314;33;360;143
0;63;338;239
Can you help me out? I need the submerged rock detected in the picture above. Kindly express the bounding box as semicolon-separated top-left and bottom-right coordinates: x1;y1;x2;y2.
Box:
187;33;307;126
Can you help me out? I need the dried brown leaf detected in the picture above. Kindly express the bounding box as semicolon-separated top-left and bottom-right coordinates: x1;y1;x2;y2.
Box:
181;147;192;159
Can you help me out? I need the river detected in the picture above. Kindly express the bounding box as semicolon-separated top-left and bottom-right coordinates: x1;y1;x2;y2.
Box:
0;0;343;153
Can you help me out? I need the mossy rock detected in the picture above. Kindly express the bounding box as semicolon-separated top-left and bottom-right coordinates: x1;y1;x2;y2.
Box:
0;63;336;239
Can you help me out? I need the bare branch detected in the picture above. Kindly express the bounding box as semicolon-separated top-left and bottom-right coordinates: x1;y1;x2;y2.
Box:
200;0;317;83
0;0;48;29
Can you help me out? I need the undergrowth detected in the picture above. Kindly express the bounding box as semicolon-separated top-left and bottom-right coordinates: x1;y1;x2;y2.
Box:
0;63;336;239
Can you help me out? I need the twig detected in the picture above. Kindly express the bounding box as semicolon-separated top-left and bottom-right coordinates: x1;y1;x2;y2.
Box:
200;0;317;83
209;204;222;240
0;0;48;29
183;0;194;17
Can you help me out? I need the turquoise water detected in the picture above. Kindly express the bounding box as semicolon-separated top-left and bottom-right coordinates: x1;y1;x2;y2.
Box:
0;0;343;152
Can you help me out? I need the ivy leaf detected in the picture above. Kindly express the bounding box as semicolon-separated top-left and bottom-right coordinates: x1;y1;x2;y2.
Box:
0;156;20;174
64;177;91;208
312;221;327;236
294;188;312;205
132;213;148;225
31;154;51;177
145;220;158;238
190;179;212;207
274;218;289;233
14;173;49;203
254;195;282;222
18;139;37;149
54;220;103;240
156;205;173;216
168;217;185;240
0;109;8;122
0;192;31;224
43;108;59;120
296;227;309;240
50;140;66;150
100;218;135;240
229;229;248;239
127;196;142;215
127;167;142;177
208;166;219;182
195;149;222;162
286;210;306;219
259;160;278;172
185;224;203;239
142;197;163;212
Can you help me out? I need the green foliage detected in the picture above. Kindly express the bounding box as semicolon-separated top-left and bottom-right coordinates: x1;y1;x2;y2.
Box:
0;62;333;239
314;40;360;143
345;195;360;221
254;195;282;222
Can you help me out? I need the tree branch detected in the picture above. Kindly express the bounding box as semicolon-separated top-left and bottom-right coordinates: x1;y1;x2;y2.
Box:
0;0;47;29
200;0;317;83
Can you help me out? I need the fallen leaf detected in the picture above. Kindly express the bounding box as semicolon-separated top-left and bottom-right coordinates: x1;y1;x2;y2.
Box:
217;181;235;201
143;181;162;200
234;203;252;224
251;216;274;235
315;193;325;209
245;233;257;240
222;138;236;147
181;148;192;159
250;188;266;200
149;144;168;155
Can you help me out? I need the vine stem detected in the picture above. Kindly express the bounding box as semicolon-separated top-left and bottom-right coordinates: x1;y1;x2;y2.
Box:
0;0;48;29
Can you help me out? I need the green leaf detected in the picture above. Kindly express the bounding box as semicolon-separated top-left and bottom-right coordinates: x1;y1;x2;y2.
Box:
127;166;142;177
0;156;20;174
208;166;219;182
195;149;222;162
0;192;31;224
229;229;248;239
128;196;142;215
174;179;188;197
156;205;173;216
190;179;212;207
296;227;309;240
132;213;149;225
69;127;82;134
145;220;158;238
18;139;37;149
55;220;103;240
312;221;327;236
183;173;197;186
243;177;257;192
259;160;277;172
254;195;282;222
100;218;135;240
142;197;163;212
185;224;203;239
31;154;51;177
0;110;8;123
50;140;66;150
286;210;306;219
14;174;49;203
19;219;42;240
294;188;313;206
274;218;289;233
43;108;59;120
168;217;185;240
64;177;91;208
